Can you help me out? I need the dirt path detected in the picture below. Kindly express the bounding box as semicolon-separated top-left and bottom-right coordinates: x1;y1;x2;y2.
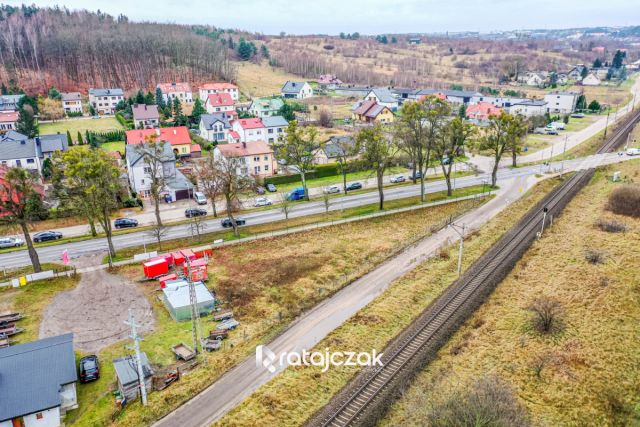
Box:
39;254;155;352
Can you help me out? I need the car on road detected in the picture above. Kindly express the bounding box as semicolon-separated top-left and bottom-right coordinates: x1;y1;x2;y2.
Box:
266;183;277;192
221;217;246;228
287;187;306;201
345;182;363;191
114;218;139;229
545;128;559;135
33;231;62;243
193;191;207;205
323;185;341;194
0;237;24;248
626;147;640;156
79;355;100;383
409;172;423;180
254;197;272;207
390;175;405;183
185;208;207;218
255;186;266;195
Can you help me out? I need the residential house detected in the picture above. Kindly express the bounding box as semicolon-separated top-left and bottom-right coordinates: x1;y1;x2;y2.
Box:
281;81;313;99
314;135;358;165
317;75;343;89
125;126;196;157
0;131;68;171
261;116;288;144
0;94;24;112
38;134;69;159
465;102;503;121
0;334;77;427
508;99;548;117
628;59;640;71
60;92;83;114
132;104;160;129
470;94;526;108
199;113;232;143
157;82;194;104
231;118;266;143
0;111;18;133
363;88;399;110
205;93;235;115
113;353;154;401
352;100;395;124
390;88;420;100
214;140;276;178
544;92;579;114
89;88;124;115
524;72;547;87
199;82;240;101
249;97;284;118
408;37;421;45
556;73;569;85
591;68;610;80
416;89;480;105
125;142;194;200
567;65;586;81
582;73;601;86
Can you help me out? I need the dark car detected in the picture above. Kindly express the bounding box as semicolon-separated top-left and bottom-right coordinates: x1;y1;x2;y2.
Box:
185;208;207;218
114;218;139;229
345;182;363;191
33;231;62;243
221;218;246;228
266;183;277;192
79;355;100;383
409;171;423;180
255;186;266;195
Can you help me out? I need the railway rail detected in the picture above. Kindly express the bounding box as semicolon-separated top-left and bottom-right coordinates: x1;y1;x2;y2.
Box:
309;106;640;427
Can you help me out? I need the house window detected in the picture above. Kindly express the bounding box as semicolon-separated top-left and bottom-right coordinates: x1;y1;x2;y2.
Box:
264;156;268;161
26;158;35;164
254;166;261;174
182;147;187;153
36;412;44;420
254;156;259;162
144;167;151;173
265;165;269;171
268;128;274;134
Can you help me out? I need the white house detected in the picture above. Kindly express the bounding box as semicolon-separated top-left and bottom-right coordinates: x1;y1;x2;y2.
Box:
508;100;548;117
544;92;579;114
0;110;18;132
567;65;586;81
88;88;124;115
205;93;235;114
249;98;284;118
0;334;77;427
199;83;239;101
60;92;83;114
525;72;546;87
214;140;276;178
231;118;266;143
470;95;527;108
364;88;399;110
157;82;194;104
582;73;601;86
261;116;288;144
0;132;42;171
132;104;160;129
199;113;232;143
281;81;313;99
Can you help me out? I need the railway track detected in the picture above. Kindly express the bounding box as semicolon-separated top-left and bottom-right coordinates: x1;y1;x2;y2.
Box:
309;106;640;427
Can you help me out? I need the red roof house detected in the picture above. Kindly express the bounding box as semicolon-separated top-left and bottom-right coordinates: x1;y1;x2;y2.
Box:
205;93;235;114
125;127;195;156
466;102;504;121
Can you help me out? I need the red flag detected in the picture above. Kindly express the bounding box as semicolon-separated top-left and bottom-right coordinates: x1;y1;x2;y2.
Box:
61;250;69;265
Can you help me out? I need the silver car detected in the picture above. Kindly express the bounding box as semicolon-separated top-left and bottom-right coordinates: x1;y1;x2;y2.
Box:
0;237;24;249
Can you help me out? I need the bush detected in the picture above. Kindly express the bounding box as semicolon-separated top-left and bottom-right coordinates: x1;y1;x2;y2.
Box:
115;112;133;130
606;185;640;217
265;163;342;185
528;296;563;334
595;218;627;233
585;249;606;265
123;198;143;208
66;111;83;118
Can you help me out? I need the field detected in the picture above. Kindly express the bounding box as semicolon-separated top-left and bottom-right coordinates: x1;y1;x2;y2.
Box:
382;160;640;426
39;117;124;136
234;61;303;98
216;175;565;426
100;141;126;154
67;193;484;426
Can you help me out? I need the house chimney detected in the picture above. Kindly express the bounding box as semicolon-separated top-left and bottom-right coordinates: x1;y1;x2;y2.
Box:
155;129;160;136
173;129;177;135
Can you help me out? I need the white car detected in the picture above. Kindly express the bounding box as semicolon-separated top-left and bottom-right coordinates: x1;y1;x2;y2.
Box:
0;237;24;249
390;175;406;183
323;185;341;194
254;197;273;207
626;148;640;156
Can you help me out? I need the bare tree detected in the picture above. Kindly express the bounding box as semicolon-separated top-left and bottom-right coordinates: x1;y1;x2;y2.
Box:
276;121;321;201
145;224;168;251
528;296;563;334
195;152;223;217
322;191;331;214
358;124;398;210
434;117;475;196
279;192;292;224
330;136;360;195
318;108;333;127
189;213;208;240
135;140;173;227
218;157;254;237
477;113;524;187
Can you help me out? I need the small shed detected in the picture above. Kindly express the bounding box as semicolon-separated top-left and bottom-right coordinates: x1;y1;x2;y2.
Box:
161;280;215;321
113;353;154;401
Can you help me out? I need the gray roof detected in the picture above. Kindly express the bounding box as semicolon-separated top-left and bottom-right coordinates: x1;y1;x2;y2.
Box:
125;142;175;167
89;88;124;97
61;92;81;102
132;104;160;120
261;116;288;128
166;169;195;191
368;88;397;103
0;136;39;161
513;99;548;106
0;130;29;142
113;353;153;386
281;81;308;94
162;280;214;309
200;113;232;130
0;334;77;421
417;88;480;98
0;95;24;111
323;136;356;158
38;134;68;154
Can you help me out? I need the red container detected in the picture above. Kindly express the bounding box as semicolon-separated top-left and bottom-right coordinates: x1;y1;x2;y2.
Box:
158;273;177;288
190;266;208;282
172;251;185;266
180;249;196;261
183;259;207;274
143;258;169;278
194;248;213;259
159;253;174;266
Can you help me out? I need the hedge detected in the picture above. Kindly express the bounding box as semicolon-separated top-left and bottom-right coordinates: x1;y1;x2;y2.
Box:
265;161;370;185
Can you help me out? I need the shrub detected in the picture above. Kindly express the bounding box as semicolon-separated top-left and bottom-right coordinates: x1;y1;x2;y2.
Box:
595;218;627;233
585;249;606;265
66;111;83;118
123;198;142;208
528;296;563;334
318;108;333;128
606;185;640;218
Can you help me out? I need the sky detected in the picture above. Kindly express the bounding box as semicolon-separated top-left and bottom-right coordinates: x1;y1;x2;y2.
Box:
6;0;640;35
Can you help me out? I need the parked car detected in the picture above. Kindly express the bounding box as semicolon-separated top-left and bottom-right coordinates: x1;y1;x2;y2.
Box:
33;231;62;243
0;237;24;249
266;183;277;192
185;208;207;218
549;121;566;130
217;318;240;331
571;113;585;118
114;218;139;229
255;186;266;195
533;127;547;134
221;217;246;228
545;128;559;135
323;185;340;194
287;187;306;201
390;175;405;183
409;171;423;180
626;147;640;156
345;182;363;191
79;355;100;383
254;197;272;207
193;191;207;205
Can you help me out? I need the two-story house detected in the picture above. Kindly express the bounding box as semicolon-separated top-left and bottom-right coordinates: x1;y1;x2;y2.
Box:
351;100;395;124
249;97;284;118
544;92;579;114
88;88;124;115
508;100;548;117
261;116;288;144
157;82;194;104
199;83;240;101
0;111;18;133
205;93;235;115
125;126;198;158
231;118;266;143
60;92;83;114
0;131;69;171
0;334;78;427
0;94;24;112
363;88;399;110
199;113;232;143
132;104;160;129
281;81;314;99
214;140;276;178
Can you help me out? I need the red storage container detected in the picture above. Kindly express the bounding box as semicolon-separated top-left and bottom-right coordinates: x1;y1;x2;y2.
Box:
172;251;185;266
143;258;169;278
194;248;213;259
180;249;196;261
160;253;174;266
158;273;177;288
183;259;207;274
190;266;208;282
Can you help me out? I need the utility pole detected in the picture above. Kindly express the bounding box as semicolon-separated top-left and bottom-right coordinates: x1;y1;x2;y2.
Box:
561;135;568;172
449;222;466;277
125;309;147;406
186;259;202;355
603;110;611;141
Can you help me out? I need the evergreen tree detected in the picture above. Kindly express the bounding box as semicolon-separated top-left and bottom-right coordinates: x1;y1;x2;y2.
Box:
391;36;398;43
155;87;165;108
41;158;53;180
612;50;625;69
66;130;72;146
144;91;155;105
576;94;587;110
135;90;144;104
278;102;295;121
228;36;235;50
17;95;38;114
580;67;589;79
115;99;127;112
191;98;206;125
260;44;270;59
237;38;253;60
588;100;601;112
0;83;7;95
458;104;467;118
592;58;603;68
85;130;90;146
172;97;182;117
16;107;37;137
77;131;84;145
48;87;61;100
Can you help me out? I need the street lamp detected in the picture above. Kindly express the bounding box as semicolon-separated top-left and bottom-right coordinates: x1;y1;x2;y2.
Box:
448;222;466;277
539;207;549;238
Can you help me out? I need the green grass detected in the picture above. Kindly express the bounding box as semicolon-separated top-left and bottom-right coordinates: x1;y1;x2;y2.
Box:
275;166;408;192
39;117;123;136
100;141;125;154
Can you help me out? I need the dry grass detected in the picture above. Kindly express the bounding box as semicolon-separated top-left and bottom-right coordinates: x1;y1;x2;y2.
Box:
382;159;640;426
235;60;302;98
214;176;564;426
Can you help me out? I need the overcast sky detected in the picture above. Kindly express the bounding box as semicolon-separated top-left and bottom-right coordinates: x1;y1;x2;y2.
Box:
6;0;640;34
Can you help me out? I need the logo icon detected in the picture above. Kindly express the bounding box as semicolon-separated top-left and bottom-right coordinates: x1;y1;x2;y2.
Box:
256;345;276;373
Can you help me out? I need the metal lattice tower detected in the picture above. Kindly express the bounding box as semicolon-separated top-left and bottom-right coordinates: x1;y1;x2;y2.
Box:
186;259;202;354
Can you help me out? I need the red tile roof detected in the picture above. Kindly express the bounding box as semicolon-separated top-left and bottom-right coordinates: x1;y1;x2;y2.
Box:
190;144;202;152
201;83;238;91
125;127;191;146
206;93;234;108
235;118;264;130
216;141;273;157
229;130;240;140
157;82;192;93
0;111;19;123
466;102;503;120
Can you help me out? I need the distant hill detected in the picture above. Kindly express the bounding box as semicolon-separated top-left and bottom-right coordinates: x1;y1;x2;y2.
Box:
0;5;237;94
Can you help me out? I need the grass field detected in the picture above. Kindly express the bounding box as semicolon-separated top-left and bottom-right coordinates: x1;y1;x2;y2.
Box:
235;61;302;98
39;117;124;136
216;175;565;426
100;141;125;154
382;159;640;426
